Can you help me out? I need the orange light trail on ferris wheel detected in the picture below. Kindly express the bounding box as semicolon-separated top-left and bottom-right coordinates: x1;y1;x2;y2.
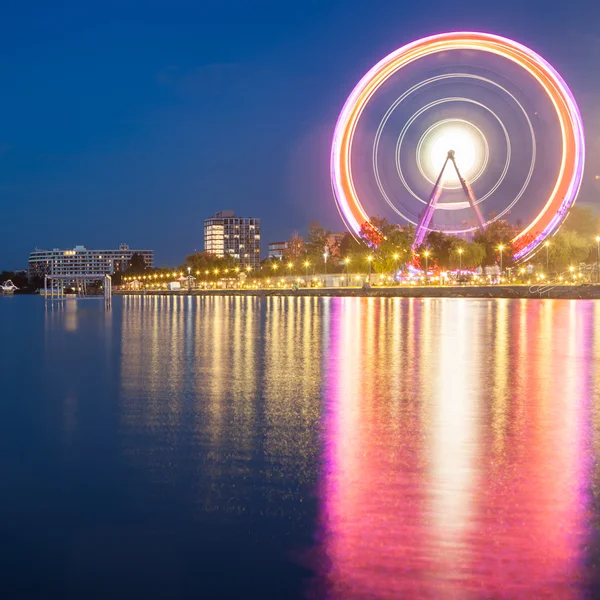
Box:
331;32;585;261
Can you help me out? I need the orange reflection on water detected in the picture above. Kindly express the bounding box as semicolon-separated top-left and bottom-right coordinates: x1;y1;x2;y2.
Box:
316;298;593;599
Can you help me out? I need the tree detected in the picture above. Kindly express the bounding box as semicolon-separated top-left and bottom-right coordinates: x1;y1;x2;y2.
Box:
338;232;364;258
283;232;305;261
184;252;234;274
421;231;455;270
449;240;486;269
547;229;592;271
473;219;515;267
336;233;368;274
563;206;600;238
373;225;414;273
128;252;147;275
305;221;331;264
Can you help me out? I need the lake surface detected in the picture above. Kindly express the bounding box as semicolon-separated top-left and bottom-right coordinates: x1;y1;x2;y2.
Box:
1;295;600;599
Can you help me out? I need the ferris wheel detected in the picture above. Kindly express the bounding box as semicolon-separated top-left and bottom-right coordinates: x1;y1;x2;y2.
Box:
331;32;585;261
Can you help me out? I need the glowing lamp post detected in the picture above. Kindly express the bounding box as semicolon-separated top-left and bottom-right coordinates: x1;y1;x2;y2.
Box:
367;255;373;282
498;245;504;278
596;236;600;282
393;253;399;281
423;251;430;283
304;260;310;282
187;266;192;291
344;257;351;286
458;248;463;273
544;241;550;277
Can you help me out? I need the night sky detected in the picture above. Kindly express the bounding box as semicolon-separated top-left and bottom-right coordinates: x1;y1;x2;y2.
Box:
0;0;599;268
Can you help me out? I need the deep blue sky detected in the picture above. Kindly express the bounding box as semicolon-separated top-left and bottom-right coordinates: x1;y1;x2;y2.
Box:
1;0;599;268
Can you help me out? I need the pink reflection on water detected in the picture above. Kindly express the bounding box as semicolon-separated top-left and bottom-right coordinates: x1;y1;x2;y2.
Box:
313;298;593;599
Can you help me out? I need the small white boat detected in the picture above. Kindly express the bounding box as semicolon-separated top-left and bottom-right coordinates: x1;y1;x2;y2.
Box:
1;280;18;294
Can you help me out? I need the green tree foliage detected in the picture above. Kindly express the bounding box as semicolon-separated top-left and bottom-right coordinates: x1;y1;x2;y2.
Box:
127;252;148;275
563;206;600;238
338;232;365;259
421;231;455;269
372;223;414;273
473;219;515;266
304;221;331;264
547;229;593;271
184;252;235;273
448;240;486;269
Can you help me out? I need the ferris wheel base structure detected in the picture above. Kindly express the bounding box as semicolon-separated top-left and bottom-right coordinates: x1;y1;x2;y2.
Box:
331;32;585;263
413;149;486;249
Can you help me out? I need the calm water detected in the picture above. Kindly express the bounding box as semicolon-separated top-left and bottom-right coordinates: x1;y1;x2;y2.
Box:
1;295;600;599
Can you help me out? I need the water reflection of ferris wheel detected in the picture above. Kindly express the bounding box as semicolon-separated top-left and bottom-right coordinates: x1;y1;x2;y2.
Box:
331;32;585;261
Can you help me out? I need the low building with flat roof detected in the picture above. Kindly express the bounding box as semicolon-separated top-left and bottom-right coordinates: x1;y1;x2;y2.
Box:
28;243;154;279
268;241;287;260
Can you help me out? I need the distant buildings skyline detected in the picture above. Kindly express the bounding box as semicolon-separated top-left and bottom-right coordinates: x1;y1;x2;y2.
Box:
28;244;154;279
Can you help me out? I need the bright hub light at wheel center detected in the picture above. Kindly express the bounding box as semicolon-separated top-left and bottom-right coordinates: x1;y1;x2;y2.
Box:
418;121;486;189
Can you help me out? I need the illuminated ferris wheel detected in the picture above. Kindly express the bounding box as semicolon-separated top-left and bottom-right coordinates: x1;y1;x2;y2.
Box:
331;32;585;261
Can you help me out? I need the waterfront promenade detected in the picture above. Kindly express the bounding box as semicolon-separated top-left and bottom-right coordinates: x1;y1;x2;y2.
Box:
115;284;600;300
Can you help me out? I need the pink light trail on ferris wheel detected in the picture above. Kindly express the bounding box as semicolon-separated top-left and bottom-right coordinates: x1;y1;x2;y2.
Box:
330;32;585;262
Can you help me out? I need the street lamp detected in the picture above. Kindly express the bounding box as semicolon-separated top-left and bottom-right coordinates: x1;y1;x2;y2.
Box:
323;250;329;278
187;266;191;291
304;260;310;281
458;248;463;273
423;250;430;283
344;257;350;286
498;244;505;277
544;241;550;276
367;255;373;281
393;253;399;282
596;235;600;283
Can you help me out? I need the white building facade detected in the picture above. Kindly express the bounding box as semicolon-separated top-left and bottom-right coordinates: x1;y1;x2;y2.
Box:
204;210;261;269
28;244;154;278
268;241;287;260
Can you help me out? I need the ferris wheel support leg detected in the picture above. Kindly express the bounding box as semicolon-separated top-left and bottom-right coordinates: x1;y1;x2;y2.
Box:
414;157;449;248
451;158;486;232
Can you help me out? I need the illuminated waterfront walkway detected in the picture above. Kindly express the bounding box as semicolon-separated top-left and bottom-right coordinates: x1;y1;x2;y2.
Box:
115;284;600;300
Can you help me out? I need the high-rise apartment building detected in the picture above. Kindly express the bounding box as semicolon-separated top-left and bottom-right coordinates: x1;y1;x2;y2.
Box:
28;243;154;279
204;210;261;270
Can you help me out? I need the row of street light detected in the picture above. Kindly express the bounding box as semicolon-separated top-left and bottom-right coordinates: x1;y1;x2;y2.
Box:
124;234;600;289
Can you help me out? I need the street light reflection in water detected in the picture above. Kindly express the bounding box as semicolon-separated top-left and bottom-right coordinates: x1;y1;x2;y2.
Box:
29;295;600;598
314;297;598;599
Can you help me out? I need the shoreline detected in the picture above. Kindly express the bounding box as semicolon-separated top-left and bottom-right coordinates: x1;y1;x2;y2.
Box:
114;284;600;300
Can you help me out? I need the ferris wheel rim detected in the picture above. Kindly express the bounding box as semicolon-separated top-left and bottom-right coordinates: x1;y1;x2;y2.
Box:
331;31;585;261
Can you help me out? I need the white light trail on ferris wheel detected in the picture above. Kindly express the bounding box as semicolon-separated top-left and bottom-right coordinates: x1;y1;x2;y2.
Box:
394;99;511;222
332;32;585;261
415;119;490;190
370;74;536;234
